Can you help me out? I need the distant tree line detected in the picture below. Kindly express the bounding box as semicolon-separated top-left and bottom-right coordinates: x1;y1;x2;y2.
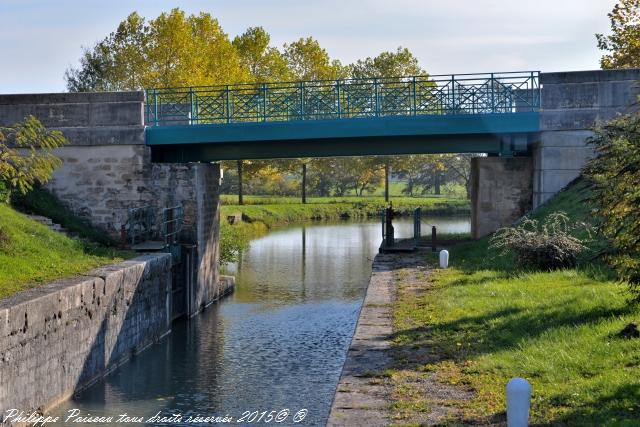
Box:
219;154;477;202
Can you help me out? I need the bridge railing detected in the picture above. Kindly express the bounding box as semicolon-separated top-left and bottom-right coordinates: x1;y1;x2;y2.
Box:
145;71;539;126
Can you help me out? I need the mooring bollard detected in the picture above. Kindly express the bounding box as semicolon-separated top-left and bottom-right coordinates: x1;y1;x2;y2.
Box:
506;377;531;427
431;225;437;252
439;249;449;268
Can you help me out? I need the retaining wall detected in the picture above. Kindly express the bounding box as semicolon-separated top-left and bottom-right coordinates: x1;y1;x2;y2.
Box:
0;254;172;420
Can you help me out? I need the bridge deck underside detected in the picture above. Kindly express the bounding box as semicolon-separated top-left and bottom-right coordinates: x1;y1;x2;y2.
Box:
146;112;539;162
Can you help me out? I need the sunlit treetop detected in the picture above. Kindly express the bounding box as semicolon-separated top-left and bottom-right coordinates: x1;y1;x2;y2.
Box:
596;0;640;69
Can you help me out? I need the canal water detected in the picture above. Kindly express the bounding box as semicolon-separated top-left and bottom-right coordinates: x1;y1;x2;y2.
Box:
52;217;469;426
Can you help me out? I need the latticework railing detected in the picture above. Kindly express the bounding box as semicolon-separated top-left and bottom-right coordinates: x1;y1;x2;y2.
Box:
146;71;539;126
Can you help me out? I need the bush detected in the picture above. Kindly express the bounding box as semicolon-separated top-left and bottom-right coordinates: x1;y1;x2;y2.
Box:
0;116;68;196
489;211;592;270
219;221;268;264
0;181;10;204
584;111;640;300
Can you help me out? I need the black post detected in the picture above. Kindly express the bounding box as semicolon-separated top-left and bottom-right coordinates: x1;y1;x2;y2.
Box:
431;225;437;252
302;163;307;204
237;160;244;205
384;160;390;202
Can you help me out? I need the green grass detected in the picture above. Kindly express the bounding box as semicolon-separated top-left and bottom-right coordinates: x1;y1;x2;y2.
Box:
12;187;118;246
391;179;640;425
0;203;131;300
220;181;467;203
220;193;467;208
221;196;469;226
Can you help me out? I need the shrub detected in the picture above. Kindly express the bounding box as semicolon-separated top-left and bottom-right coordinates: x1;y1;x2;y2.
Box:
0;116;68;198
0;181;10;204
584;111;640;301
219;221;265;264
489;211;592;270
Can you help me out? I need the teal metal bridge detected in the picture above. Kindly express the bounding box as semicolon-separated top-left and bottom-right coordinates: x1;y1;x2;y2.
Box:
145;71;540;162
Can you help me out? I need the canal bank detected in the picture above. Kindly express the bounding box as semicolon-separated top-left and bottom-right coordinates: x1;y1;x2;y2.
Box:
328;180;640;425
327;249;468;426
0;252;235;424
327;252;397;426
0;254;173;418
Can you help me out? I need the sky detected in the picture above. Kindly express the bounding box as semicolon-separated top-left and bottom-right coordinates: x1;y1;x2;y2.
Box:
0;0;619;94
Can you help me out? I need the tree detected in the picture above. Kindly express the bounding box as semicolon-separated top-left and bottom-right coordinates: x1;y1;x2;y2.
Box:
283;37;346;81
66;9;249;91
324;157;383;196
584;111;640;300
349;47;425;79
304;158;335;197
266;158;312;203
0;116;68;202
392;155;445;196
349;47;427;199
233;27;291;82
441;154;480;199
66;12;148;92
596;0;640;69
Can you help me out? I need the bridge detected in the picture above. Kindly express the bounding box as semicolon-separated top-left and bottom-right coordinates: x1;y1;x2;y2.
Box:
145;72;540;161
0;68;638;320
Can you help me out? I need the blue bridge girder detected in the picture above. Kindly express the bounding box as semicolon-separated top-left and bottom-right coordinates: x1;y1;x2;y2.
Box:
145;71;540;162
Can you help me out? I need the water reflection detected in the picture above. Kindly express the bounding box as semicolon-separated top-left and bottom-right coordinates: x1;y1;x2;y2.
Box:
52;217;469;426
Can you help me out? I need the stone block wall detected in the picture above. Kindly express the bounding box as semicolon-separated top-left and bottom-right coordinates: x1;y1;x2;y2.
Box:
0;92;145;146
534;69;640;206
470;157;533;238
193;164;222;314
48;145;202;241
0;254;172;418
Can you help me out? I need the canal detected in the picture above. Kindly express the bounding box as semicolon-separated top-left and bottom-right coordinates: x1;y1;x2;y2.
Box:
52;216;469;426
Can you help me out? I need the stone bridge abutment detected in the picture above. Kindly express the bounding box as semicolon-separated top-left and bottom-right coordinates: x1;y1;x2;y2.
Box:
0;92;224;314
470;68;640;237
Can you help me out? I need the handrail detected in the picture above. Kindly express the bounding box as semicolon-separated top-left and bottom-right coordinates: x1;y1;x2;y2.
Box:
145;71;540;126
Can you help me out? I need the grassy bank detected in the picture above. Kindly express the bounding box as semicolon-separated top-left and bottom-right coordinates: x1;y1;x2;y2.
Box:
390;181;640;425
221;196;469;227
0;203;130;300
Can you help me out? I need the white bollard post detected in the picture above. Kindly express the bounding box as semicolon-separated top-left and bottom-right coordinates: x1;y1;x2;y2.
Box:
506;377;531;427
439;249;449;268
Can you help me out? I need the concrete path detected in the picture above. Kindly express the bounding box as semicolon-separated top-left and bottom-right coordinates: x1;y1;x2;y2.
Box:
327;253;396;426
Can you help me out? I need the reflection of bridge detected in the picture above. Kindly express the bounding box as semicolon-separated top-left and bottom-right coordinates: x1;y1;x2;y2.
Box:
145;72;540;161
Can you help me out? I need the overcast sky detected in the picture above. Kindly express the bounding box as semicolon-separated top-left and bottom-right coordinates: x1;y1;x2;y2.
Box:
0;0;618;93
